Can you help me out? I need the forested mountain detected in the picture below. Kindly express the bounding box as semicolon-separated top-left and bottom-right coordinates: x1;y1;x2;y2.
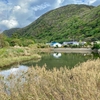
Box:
3;28;20;37
3;4;100;43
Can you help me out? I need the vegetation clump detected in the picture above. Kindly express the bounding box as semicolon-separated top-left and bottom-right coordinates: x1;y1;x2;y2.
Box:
0;59;100;100
0;47;41;68
92;43;100;49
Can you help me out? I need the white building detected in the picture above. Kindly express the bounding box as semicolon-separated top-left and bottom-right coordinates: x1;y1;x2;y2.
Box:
52;43;62;47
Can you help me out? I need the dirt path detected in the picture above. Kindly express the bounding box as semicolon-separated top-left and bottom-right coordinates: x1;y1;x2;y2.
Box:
52;48;92;53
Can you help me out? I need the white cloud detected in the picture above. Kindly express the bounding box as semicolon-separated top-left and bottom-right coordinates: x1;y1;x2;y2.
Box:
1;19;18;29
89;0;97;4
53;0;65;8
56;0;64;6
61;0;97;5
32;2;51;11
82;0;97;5
13;5;21;11
91;0;100;6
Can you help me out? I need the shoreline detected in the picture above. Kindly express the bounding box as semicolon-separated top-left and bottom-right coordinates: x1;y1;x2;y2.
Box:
0;54;41;69
0;47;99;69
0;47;41;69
51;48;93;53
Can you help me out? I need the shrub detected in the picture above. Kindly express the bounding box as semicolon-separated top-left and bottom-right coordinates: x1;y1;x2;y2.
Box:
37;43;48;48
22;39;34;47
92;43;100;49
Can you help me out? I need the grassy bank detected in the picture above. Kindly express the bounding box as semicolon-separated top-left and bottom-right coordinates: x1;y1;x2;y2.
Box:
0;59;100;100
0;47;41;68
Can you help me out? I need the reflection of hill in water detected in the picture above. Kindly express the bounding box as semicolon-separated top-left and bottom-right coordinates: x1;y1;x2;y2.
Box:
1;58;41;70
1;53;100;71
21;53;99;69
21;58;41;66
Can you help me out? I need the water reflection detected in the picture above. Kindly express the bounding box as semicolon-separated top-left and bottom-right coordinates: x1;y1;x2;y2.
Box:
0;52;99;95
0;65;28;95
0;65;28;78
20;52;99;69
0;52;100;77
53;53;61;58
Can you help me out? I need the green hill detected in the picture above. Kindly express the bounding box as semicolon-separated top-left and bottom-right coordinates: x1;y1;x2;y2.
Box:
3;4;100;43
3;28;20;37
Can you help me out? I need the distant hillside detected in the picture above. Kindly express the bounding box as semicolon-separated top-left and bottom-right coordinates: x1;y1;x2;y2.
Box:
3;28;20;37
3;4;100;42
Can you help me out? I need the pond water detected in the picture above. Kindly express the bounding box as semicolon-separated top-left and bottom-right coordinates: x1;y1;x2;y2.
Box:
0;52;99;96
21;52;97;69
0;52;100;77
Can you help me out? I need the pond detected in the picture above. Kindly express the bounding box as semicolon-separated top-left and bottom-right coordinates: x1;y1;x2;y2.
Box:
22;52;99;69
0;52;100;77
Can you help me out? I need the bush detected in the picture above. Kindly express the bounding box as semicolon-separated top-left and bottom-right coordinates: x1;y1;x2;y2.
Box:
92;43;100;49
37;43;48;48
21;39;34;47
10;39;22;46
63;45;69;48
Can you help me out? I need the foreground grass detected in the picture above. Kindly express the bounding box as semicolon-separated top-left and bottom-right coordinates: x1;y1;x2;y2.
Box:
0;59;100;100
0;47;41;68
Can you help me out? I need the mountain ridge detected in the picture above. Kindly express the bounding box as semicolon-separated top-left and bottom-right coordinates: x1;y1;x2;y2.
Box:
3;4;100;42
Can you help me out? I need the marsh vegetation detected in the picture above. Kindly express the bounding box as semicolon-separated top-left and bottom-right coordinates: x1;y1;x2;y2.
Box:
0;47;41;68
0;59;100;100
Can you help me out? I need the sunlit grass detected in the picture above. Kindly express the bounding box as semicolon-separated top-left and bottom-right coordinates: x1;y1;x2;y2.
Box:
0;47;41;68
0;59;100;100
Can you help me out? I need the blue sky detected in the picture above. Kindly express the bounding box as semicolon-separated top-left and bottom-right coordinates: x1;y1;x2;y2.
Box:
0;0;99;32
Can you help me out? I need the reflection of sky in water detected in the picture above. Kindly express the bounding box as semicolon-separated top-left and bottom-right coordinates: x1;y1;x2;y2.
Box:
0;65;28;78
0;65;28;95
0;52;99;76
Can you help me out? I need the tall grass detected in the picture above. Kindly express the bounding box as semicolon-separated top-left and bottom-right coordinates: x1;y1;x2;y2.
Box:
0;47;41;68
0;59;100;100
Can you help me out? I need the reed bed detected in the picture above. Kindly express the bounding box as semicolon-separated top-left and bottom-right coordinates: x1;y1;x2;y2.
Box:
0;54;41;68
0;47;41;68
0;59;100;100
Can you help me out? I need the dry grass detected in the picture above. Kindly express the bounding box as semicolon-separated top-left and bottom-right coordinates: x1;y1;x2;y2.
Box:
0;59;100;100
0;47;41;68
0;54;41;68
